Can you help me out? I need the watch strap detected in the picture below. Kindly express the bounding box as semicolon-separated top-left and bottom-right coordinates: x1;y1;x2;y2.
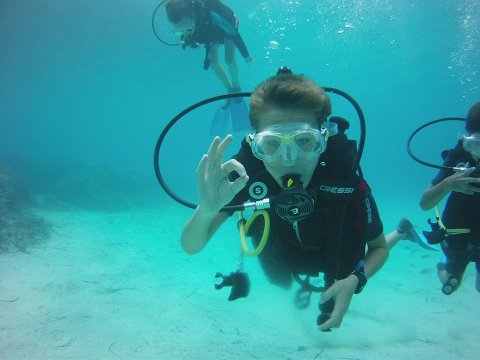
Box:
351;269;367;294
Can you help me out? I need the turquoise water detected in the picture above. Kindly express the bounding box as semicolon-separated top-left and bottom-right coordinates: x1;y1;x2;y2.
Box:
1;1;480;359
1;1;479;206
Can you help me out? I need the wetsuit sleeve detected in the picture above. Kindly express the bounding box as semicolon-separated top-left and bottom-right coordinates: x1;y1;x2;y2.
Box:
361;191;384;242
230;33;250;58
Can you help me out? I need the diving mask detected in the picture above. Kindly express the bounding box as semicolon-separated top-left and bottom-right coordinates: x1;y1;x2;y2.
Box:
251;122;337;164
463;132;480;158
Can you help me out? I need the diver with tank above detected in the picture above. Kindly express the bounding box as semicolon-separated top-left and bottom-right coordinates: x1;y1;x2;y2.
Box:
164;0;254;135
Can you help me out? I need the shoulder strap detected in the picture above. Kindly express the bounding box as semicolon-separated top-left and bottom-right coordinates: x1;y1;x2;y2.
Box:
313;132;360;201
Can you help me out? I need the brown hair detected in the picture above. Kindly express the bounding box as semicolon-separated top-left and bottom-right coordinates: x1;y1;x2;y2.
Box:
249;74;332;131
165;0;193;24
466;101;480;134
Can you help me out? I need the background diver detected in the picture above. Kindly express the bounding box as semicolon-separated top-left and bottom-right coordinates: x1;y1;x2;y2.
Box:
165;0;254;135
419;101;480;295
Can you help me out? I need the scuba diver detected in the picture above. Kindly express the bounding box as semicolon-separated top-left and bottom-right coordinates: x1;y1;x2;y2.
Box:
165;0;254;135
178;70;421;331
419;102;480;295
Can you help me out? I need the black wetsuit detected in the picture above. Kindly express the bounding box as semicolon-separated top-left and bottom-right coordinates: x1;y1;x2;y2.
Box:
431;141;480;276
228;138;384;288
185;0;249;58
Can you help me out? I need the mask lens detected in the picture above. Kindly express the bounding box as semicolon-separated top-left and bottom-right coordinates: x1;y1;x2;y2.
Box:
464;136;480;157
253;133;282;160
252;129;325;162
293;130;323;154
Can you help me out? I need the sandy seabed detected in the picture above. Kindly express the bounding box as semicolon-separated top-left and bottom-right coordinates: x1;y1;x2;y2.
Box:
1;206;479;360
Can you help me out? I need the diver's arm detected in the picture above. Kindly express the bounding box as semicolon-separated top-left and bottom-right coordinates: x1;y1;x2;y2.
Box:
181;210;229;254
359;189;388;278
419;183;449;211
230;33;251;59
364;233;389;277
420;167;480;210
181;135;248;254
317;233;388;331
321;233;388;308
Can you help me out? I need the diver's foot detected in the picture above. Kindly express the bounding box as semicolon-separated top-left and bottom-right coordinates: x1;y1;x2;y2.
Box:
437;263;460;295
396;218;440;251
442;277;460;295
396;218;417;242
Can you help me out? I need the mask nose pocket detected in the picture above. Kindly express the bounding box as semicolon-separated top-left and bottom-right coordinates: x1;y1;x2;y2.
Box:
281;138;297;165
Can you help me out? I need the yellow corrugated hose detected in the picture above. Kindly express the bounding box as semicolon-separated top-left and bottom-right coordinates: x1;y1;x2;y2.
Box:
237;210;270;256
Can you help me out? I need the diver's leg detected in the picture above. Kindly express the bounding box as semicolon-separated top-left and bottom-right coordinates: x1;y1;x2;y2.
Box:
209;45;232;92
438;253;466;295
385;229;406;250
224;39;239;90
386;218;421;249
437;262;451;284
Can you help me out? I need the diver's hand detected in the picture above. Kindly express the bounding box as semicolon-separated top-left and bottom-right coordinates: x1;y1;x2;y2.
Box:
196;135;249;215
317;275;357;331
244;55;255;64
443;167;480;195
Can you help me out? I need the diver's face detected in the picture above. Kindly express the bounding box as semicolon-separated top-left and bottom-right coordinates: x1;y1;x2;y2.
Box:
255;109;321;188
463;132;480;161
173;17;196;37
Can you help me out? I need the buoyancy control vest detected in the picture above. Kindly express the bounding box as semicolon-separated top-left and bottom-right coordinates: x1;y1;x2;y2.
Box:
182;0;242;69
231;129;370;289
439;141;480;236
